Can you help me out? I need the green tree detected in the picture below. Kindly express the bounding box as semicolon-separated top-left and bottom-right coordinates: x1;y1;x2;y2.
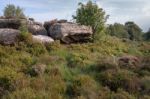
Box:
4;4;25;19
73;1;108;41
4;4;16;18
15;6;25;18
107;23;129;39
125;22;142;41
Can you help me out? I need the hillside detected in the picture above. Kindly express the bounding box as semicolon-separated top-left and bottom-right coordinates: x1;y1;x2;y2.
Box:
0;1;150;99
0;35;150;99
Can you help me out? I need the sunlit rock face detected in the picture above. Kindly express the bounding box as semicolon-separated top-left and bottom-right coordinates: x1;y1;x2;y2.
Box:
32;35;54;44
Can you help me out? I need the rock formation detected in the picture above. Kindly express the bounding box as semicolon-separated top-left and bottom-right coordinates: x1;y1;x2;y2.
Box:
44;20;93;43
0;17;93;44
0;19;21;29
32;35;54;44
28;20;47;35
0;29;20;45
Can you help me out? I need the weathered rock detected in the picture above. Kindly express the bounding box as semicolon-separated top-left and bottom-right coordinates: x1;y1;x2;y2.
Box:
49;22;93;43
57;19;67;23
28;20;47;35
0;19;21;29
44;19;57;32
32;35;54;44
0;29;20;45
118;55;140;69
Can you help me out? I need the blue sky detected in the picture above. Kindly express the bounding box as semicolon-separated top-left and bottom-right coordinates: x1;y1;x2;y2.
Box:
0;0;150;31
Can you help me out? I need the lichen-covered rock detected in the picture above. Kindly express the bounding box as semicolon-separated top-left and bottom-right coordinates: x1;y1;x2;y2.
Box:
28;20;47;35
49;22;93;43
0;29;20;45
32;35;54;44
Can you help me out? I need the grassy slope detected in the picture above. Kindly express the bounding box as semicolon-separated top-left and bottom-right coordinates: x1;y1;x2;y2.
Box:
0;36;150;99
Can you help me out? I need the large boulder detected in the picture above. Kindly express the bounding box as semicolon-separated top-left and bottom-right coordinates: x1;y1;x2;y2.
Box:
0;29;20;45
0;19;21;29
44;19;57;32
28;20;47;35
32;35;54;44
48;22;93;43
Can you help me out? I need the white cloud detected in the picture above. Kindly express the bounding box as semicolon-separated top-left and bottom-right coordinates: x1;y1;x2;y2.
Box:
97;0;150;31
0;0;150;31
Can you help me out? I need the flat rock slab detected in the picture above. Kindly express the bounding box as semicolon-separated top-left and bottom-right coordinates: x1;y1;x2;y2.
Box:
32;35;54;44
0;29;20;45
0;19;22;29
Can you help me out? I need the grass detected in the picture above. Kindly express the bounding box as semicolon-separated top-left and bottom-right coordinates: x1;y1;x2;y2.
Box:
0;35;150;99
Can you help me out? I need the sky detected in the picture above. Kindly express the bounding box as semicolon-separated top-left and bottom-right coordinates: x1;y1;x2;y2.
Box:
0;0;150;32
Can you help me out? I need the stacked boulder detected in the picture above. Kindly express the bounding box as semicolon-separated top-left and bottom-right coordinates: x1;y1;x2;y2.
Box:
0;17;93;45
0;18;22;45
0;18;54;45
28;19;47;36
44;19;93;44
27;19;54;44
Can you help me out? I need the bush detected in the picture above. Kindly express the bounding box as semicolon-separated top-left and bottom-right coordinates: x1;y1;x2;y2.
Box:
26;42;47;56
29;64;46;77
66;75;99;99
98;69;140;93
94;56;119;72
0;67;24;97
4;4;25;19
66;53;90;68
18;23;32;43
111;89;136;99
141;76;150;95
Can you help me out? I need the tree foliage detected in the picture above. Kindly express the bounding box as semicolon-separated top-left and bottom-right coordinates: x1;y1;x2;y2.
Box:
73;1;108;40
4;4;25;19
107;23;129;39
125;22;142;41
107;22;143;41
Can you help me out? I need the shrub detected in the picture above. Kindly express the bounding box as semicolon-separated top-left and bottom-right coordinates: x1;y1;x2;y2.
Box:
4;4;25;19
94;56;119;72
66;53;90;68
18;22;32;43
0;67;24;97
3;88;36;99
26;42;47;56
111;89;136;99
141;76;150;95
141;57;150;71
98;69;140;93
29;64;46;77
66;75;99;99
